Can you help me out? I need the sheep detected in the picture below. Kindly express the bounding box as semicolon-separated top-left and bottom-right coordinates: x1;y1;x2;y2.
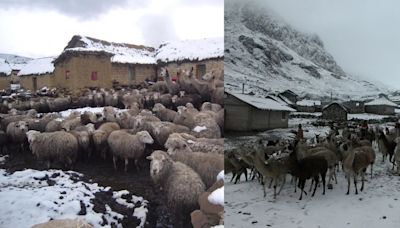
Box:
200;102;222;113
26;113;60;132
104;92;118;107
103;106;117;122
108;130;154;172
164;133;223;155
141;121;189;147
80;111;103;125
6;120;29;152
93;92;105;107
147;150;205;227
152;103;177;122
92;122;120;159
148;81;169;94
26;130;78;168
166;145;223;188
153;92;173;109
288;141;328;200
60;117;82;131
174;108;221;138
171;93;202;110
69;127;93;160
1;110;37;130
341;142;374;195
122;92;144;109
45;118;63;132
47;97;71;112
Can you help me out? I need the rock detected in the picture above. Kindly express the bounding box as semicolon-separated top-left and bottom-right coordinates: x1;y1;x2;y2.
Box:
31;218;92;228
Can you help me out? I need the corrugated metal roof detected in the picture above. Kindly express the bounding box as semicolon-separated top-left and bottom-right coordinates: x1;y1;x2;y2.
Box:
365;97;398;107
227;91;296;112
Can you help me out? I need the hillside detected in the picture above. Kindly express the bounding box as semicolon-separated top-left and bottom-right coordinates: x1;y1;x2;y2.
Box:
0;53;32;70
224;0;389;100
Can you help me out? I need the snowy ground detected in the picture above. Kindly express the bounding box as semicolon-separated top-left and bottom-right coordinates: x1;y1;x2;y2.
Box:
0;155;148;228
59;107;126;118
225;115;400;228
225;151;400;228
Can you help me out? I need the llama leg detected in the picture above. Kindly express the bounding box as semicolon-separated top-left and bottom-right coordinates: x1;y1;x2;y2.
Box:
312;176;319;197
244;169;248;181
268;178;273;188
273;178;277;199
360;172;365;192
263;176;267;198
371;163;373;178
278;175;286;195
124;158;129;172
354;176;358;195
322;172;326;195
346;174;350;195
230;173;235;182
309;178;314;192
299;180;304;200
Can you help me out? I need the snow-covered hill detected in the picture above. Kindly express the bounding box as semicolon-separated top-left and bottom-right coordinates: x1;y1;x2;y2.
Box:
225;0;390;100
0;53;32;70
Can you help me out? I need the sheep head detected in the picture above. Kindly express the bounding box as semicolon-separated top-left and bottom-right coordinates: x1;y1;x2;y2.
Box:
147;150;171;183
15;121;29;133
137;131;154;144
152;103;165;113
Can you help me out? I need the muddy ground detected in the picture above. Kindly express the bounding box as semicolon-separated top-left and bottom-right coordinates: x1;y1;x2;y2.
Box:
0;145;181;228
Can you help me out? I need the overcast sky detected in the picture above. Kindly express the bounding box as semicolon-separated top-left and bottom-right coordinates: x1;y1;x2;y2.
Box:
262;0;400;90
0;0;223;58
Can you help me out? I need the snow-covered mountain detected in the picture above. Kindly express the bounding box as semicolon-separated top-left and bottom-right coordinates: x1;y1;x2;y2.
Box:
0;53;32;70
225;0;390;100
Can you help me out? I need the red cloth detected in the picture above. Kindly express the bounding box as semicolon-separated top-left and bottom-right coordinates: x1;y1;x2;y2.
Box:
172;76;177;82
297;129;304;140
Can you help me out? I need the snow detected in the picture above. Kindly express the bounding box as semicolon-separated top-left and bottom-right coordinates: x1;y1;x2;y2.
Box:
193;126;207;133
217;170;224;182
211;226;224;228
365;97;398;107
348;113;392;120
208;186;224;206
59;107;125;118
156;37;223;63
225;151;400;228
291;112;322;117
64;35;156;64
0;169;148;228
0;58;12;75
17;57;55;76
227;92;296;112
296;99;321;106
396;109;400;114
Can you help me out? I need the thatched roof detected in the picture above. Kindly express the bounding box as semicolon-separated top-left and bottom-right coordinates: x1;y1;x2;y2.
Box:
18;57;55;76
155;37;224;63
54;35;224;65
54;35;156;65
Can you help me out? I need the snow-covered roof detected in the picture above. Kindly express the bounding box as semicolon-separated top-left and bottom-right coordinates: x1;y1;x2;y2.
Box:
18;57;55;76
227;92;295;112
0;58;12;75
296;99;321;107
365;97;398;107
56;35;223;65
58;35;156;64
322;102;348;112
155;37;224;63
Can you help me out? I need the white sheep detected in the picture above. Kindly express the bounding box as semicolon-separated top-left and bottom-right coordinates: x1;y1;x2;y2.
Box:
108;130;154;172
26;130;78;168
147;150;205;227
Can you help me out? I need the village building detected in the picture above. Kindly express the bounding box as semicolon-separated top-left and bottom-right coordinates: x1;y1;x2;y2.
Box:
279;90;298;104
156;38;224;80
342;100;365;113
322;102;348;122
53;35;157;91
224;91;295;132
0;58;12;89
365;97;398;115
295;99;321;112
18;57;55;91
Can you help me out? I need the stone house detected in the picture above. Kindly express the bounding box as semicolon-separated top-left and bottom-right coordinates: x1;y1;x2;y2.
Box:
365;97;398;115
322;102;348;122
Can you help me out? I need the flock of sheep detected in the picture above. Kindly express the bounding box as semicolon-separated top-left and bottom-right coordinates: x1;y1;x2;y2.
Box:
0;67;224;227
225;125;400;200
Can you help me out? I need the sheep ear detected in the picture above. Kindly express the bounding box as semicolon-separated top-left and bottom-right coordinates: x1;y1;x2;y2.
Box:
146;156;152;160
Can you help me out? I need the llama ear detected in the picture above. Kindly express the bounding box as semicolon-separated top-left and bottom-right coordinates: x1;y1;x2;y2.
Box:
146;156;152;160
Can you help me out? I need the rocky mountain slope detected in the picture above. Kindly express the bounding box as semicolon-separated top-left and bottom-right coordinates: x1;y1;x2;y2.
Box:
225;0;389;100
